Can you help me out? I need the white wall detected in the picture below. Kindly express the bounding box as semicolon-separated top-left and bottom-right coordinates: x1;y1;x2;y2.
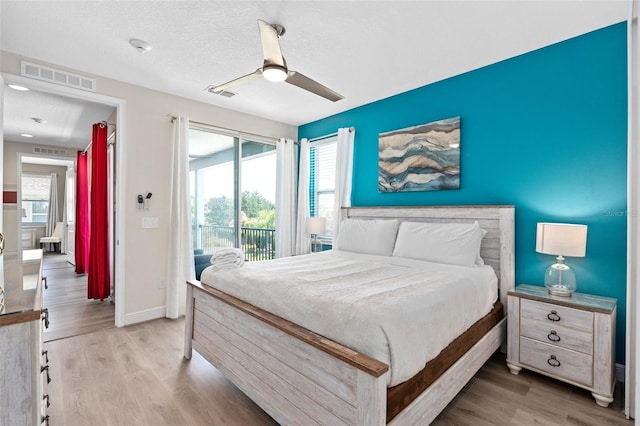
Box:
1;50;297;321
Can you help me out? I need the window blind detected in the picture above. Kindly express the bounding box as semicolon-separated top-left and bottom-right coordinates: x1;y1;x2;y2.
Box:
309;139;336;236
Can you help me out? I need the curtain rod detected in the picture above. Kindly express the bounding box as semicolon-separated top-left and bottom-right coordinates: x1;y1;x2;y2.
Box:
83;128;116;154
308;126;354;143
168;114;279;143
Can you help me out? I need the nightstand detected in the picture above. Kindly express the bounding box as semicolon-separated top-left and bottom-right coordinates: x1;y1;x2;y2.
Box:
506;284;617;407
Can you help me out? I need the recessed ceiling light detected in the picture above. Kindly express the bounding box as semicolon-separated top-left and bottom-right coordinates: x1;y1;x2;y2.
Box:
129;38;152;54
31;117;47;124
8;84;29;91
20;133;34;138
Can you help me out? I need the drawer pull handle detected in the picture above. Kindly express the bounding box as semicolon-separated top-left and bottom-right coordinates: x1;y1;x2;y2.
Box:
43;394;50;408
42;276;48;290
41;308;50;329
547;330;561;342
547;310;561;322
42;350;49;363
547;355;561;367
41;414;50;425
41;365;51;384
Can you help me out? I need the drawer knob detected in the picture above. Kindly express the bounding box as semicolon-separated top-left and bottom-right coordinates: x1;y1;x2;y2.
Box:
547;355;561;367
547;330;561;342
547;310;561;322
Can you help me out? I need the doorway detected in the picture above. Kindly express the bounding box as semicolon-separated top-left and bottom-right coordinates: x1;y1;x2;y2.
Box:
2;72;127;328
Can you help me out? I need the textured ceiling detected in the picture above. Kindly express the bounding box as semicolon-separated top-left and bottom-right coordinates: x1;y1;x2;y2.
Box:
0;0;628;148
4;87;115;149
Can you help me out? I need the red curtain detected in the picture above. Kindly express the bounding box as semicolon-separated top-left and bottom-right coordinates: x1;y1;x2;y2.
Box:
87;123;110;300
75;151;89;273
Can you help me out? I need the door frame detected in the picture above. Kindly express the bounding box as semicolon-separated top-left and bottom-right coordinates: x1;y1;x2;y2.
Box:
3;72;127;327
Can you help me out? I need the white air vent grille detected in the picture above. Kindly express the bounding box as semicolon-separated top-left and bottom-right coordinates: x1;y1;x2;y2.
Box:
33;146;68;156
206;85;236;98
21;61;96;92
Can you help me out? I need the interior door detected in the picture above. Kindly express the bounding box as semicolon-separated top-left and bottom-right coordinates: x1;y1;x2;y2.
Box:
65;165;75;265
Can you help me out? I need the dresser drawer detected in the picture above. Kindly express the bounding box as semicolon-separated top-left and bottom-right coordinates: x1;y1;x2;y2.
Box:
520;337;592;386
521;299;593;334
520;318;593;355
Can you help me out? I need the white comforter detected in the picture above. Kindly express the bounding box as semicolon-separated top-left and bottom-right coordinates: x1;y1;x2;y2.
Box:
200;250;498;386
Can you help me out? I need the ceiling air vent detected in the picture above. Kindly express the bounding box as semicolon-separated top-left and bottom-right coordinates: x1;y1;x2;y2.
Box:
33;146;67;156
206;85;236;98
21;61;96;92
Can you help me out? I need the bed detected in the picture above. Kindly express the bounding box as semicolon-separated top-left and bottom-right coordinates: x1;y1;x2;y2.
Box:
184;205;515;425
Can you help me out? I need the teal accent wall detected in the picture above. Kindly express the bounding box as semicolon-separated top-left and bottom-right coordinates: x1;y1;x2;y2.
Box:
299;23;628;363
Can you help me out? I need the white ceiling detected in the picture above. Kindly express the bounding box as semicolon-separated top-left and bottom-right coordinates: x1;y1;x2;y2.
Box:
0;0;628;149
3;86;116;149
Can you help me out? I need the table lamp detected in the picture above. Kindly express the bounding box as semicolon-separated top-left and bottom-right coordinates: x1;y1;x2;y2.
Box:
306;217;326;253
536;222;587;296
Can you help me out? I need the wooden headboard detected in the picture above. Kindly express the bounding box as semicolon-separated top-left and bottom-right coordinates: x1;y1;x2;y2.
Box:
340;205;515;313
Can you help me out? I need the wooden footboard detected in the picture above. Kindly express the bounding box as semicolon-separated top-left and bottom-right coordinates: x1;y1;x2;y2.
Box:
185;280;506;425
185;281;389;425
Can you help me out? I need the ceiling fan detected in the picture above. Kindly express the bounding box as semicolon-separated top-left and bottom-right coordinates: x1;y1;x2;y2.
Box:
210;19;343;102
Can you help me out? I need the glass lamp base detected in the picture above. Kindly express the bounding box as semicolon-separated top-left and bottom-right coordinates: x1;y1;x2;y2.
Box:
311;236;323;253
546;284;574;297
544;261;576;297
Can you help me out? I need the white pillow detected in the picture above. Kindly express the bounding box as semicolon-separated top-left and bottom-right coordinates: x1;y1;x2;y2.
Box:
335;218;399;256
392;221;486;267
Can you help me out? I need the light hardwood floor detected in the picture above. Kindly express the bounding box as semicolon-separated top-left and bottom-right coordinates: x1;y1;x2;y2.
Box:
42;252;115;342
46;317;632;426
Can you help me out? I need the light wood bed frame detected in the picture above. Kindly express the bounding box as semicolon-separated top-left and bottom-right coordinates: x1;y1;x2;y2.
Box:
184;205;515;425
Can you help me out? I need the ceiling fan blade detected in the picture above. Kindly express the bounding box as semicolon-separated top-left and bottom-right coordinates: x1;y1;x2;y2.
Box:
211;70;262;93
285;71;343;102
257;19;285;67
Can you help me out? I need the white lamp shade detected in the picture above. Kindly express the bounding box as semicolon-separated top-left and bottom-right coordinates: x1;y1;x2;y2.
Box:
306;217;327;235
536;222;587;257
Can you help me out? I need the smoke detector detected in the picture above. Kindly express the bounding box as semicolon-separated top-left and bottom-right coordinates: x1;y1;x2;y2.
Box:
129;38;152;54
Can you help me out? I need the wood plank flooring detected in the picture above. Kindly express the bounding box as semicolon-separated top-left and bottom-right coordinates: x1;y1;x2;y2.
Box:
42;252;115;342
46;317;632;425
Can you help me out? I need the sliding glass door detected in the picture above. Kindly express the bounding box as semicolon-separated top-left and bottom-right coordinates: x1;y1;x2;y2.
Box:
189;125;276;261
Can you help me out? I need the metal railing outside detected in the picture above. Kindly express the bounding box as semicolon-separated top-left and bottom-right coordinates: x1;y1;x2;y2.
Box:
194;224;275;262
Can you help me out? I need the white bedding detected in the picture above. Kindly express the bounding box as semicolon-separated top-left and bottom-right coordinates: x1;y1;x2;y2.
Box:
200;250;498;386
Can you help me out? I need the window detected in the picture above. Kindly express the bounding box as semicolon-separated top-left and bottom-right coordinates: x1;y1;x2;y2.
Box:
189;124;277;261
22;174;50;225
309;138;337;238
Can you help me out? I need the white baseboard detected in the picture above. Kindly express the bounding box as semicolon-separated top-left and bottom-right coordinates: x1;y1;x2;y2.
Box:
617;363;625;383
123;306;166;326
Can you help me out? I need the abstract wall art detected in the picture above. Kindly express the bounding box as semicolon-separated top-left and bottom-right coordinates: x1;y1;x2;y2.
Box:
378;116;460;192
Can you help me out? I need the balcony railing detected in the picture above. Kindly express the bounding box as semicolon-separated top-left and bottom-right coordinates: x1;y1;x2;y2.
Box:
195;224;275;262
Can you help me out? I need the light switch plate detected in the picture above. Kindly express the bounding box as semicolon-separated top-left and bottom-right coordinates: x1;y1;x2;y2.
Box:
141;217;159;228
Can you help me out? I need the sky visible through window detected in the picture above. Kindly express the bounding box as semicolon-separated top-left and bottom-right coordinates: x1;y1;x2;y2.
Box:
201;153;276;203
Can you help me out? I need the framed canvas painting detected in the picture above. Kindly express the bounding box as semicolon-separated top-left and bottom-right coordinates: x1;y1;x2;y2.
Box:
378;116;460;192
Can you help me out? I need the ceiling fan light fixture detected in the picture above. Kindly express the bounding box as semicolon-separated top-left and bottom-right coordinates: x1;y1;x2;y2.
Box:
262;65;287;82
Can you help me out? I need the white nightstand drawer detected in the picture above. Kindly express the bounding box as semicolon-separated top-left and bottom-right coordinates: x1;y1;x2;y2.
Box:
520;318;593;355
520;337;593;386
521;299;593;333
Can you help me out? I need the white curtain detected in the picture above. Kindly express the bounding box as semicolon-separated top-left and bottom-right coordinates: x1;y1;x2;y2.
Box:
275;138;296;258
628;0;639;419
46;172;59;244
332;128;355;240
166;115;195;319
295;138;310;255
